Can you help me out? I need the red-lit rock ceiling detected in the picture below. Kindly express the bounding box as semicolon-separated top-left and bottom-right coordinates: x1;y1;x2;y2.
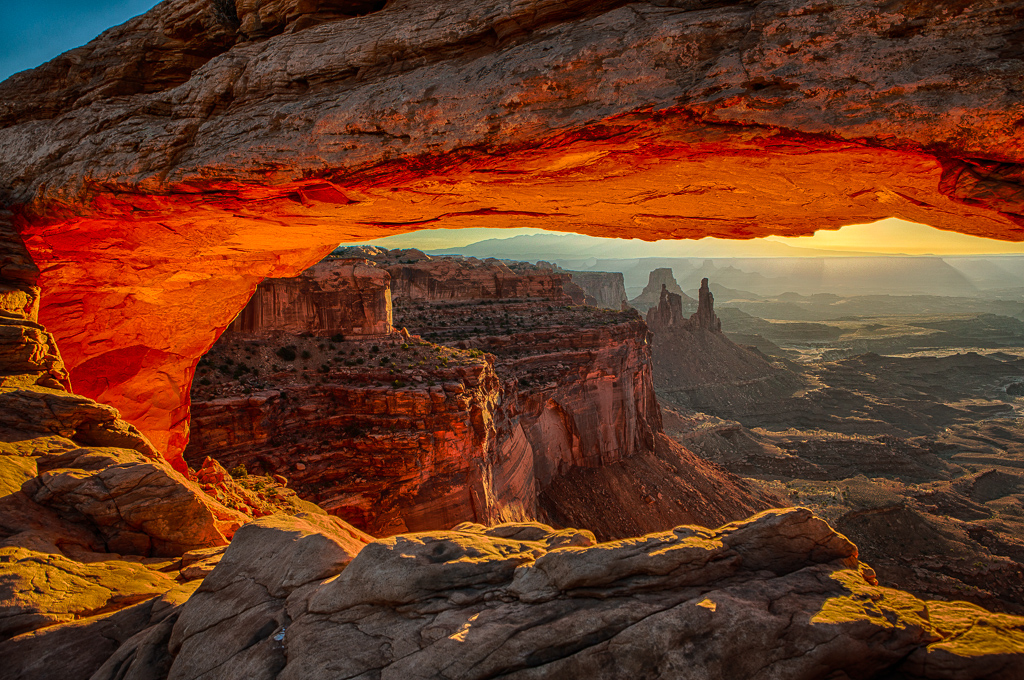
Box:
1;0;1022;460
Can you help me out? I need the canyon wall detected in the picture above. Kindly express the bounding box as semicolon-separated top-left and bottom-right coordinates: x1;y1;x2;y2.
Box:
565;270;628;310
465;319;660;485
377;252;781;535
1;1;1023;456
386;254;578;303
186;252;777;538
185;332;536;535
374;250;661;478
225;258;392;337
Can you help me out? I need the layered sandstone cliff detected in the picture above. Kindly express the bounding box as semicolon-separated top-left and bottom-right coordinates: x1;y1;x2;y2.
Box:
186;252;779;538
565;270;628;309
385;252;581;304
376;252;783;536
224;258;392;337
185;331;536;535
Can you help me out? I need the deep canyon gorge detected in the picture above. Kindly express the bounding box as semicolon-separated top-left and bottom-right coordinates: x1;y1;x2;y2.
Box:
3;0;1024;678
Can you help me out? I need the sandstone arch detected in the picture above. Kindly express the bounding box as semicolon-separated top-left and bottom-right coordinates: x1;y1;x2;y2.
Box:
1;0;1022;464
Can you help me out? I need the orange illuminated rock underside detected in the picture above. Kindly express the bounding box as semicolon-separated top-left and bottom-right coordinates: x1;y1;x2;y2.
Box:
17;131;1021;465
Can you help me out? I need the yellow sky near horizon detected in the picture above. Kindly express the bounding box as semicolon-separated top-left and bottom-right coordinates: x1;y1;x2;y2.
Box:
359;218;1024;256
764;218;1024;255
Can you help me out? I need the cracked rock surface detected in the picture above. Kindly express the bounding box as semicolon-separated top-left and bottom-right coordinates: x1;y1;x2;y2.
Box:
98;508;1024;680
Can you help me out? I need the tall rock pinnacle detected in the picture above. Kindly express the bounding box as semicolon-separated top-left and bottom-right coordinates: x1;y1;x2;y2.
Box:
646;277;721;334
692;278;722;333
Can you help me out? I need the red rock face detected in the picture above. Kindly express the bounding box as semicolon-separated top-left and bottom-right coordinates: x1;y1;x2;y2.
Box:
563;271;627;310
225;259;392;337
186;345;536;535
2;0;1024;456
185;253;763;536
473;320;661;486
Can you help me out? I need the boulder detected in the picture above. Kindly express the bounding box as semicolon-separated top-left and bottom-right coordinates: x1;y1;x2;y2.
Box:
160;513;370;680
25;446;246;557
0;546;174;640
0;582;195;680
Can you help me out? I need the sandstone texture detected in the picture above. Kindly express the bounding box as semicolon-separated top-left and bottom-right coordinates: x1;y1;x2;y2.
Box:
93;507;1024;680
225;258;392;338
0;229;337;678
1;0;1023;458
186;252;779;538
384;253;783;536
186;331;537;535
3;222;1024;676
564;270;628;310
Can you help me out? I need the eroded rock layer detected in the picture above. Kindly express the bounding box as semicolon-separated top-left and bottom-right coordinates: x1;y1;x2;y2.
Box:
92;508;1024;680
187;252;777;537
2;0;1024;457
2;230;1023;676
185;331;537;535
224;258;392;337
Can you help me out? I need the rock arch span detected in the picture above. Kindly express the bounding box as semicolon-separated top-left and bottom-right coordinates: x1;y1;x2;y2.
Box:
1;0;1022;465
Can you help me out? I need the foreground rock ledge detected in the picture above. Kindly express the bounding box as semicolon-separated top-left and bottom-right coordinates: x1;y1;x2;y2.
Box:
89;507;1024;680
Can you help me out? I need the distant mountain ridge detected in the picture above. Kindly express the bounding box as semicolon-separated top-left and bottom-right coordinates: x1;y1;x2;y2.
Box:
431;232;875;260
427;233;1024;299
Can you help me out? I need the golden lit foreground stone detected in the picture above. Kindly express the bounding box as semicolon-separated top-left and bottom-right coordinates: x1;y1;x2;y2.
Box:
86;507;1024;679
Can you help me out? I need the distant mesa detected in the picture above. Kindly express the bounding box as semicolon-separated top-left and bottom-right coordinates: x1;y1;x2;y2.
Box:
629;268;697;314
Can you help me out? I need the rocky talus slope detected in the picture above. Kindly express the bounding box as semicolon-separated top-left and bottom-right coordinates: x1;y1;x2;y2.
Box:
649;277;804;417
2;0;1023;465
